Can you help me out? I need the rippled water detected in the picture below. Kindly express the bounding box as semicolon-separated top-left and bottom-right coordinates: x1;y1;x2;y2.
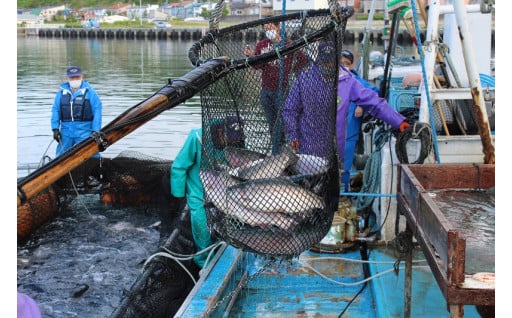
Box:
17;196;162;317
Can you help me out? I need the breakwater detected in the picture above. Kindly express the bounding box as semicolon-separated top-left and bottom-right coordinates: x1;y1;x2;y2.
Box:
19;27;432;46
18;27;495;47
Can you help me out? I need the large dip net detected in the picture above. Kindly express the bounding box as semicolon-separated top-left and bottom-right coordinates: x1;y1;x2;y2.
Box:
190;1;354;258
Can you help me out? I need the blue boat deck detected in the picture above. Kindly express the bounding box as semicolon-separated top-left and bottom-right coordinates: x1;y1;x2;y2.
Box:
176;244;482;317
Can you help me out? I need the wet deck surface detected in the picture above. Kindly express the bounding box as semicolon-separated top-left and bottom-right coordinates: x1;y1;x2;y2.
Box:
179;245;484;317
228;250;377;317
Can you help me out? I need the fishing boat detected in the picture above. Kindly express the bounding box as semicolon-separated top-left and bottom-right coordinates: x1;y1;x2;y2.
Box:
17;0;494;317
173;0;495;317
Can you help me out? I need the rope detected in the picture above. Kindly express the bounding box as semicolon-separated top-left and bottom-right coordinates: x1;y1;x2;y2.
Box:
299;258;429;287
372;124;393;151
209;0;224;33
395;122;432;164
356;151;381;210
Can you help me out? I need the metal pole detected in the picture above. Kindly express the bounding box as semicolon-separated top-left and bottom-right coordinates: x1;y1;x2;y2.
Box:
383;0;389;52
452;0;495;163
140;0;142;27
362;0;376;81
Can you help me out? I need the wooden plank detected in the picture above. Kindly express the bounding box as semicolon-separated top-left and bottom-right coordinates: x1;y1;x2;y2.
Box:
405;164;495;190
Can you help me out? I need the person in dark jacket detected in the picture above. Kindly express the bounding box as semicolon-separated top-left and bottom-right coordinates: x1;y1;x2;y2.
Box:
51;65;102;158
244;22;308;148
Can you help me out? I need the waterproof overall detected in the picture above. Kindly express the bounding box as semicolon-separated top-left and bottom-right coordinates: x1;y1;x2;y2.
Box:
51;80;102;157
343;70;379;192
170;124;226;268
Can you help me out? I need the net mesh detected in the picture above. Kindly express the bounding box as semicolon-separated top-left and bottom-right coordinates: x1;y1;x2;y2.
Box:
50;152;171;208
191;7;352;258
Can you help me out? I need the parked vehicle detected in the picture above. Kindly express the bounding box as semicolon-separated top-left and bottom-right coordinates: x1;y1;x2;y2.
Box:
155;21;171;29
184;17;206;22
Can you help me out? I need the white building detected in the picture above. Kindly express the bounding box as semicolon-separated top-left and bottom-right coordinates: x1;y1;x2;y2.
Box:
272;0;329;14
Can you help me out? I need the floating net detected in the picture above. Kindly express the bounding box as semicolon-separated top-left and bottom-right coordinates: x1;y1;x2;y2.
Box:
190;1;354;258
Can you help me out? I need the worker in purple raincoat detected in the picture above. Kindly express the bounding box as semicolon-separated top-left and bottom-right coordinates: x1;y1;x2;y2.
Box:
283;40;410;163
282;41;338;158
341;49;379;192
336;64;410;178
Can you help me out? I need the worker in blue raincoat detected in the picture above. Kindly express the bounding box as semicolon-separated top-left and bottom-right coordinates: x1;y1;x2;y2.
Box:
51;66;102;158
170;116;245;268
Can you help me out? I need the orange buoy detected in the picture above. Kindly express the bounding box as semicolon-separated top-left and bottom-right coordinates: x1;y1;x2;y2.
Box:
17;186;59;242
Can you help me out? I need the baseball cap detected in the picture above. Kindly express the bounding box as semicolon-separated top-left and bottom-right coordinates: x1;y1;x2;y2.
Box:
341;50;354;64
66;66;83;77
224;116;245;142
317;41;336;64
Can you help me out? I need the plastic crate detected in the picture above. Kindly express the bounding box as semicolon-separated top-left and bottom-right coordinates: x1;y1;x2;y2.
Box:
387;77;418;112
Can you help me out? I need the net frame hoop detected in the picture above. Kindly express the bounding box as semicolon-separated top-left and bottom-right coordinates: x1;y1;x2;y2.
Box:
189;9;346;68
208;0;348;32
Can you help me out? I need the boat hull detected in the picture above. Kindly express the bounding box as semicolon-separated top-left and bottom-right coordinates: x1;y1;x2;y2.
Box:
176;245;486;317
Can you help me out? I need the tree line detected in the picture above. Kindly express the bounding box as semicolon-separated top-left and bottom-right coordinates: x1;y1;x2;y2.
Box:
18;0;191;10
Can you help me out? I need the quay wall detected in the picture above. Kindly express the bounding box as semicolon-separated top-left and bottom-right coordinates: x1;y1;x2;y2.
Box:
18;27;427;46
18;27;496;48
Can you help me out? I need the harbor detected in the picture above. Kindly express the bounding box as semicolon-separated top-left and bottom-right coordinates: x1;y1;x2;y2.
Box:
17;1;496;317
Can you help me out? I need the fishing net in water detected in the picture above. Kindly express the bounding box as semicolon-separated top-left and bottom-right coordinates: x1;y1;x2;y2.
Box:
190;1;354;258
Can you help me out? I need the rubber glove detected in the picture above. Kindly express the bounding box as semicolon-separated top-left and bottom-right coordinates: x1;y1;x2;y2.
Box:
399;121;411;132
290;140;300;151
53;129;61;143
170;193;187;212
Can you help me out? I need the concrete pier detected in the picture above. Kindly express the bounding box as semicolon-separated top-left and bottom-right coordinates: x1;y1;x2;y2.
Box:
18;27;495;48
19;27;439;46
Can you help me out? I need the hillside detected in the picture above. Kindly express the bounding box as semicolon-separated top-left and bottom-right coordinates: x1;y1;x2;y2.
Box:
17;0;181;10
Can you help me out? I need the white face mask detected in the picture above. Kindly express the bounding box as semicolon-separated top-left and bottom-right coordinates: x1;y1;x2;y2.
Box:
265;30;277;41
69;79;82;89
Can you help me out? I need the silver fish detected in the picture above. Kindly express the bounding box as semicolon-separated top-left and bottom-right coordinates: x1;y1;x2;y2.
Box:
224;146;267;168
229;225;329;257
237;145;299;180
228;178;325;217
200;169;300;231
200;169;241;212
290;154;330;175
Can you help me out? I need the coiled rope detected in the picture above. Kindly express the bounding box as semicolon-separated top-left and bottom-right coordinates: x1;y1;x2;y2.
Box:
395;122;432;164
355;121;432;210
355;124;393;210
